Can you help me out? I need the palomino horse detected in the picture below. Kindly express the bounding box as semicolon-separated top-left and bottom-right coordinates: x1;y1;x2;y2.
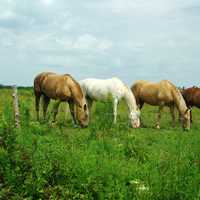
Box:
131;80;190;130
181;86;200;123
34;72;89;127
79;78;140;128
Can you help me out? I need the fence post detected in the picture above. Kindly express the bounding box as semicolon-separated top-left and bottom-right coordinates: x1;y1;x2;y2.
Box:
12;85;20;128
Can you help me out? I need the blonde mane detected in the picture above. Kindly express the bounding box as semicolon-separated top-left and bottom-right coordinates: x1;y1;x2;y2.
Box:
171;85;188;115
123;86;138;114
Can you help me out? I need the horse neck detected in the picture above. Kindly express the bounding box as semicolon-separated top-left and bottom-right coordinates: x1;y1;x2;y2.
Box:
172;88;187;115
67;78;83;105
123;87;137;113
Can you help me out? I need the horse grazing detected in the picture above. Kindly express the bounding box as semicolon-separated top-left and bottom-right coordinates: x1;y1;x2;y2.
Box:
79;77;140;128
34;72;89;127
181;86;200;122
131;80;190;130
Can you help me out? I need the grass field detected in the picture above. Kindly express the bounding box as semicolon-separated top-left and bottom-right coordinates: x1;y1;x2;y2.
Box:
0;88;200;200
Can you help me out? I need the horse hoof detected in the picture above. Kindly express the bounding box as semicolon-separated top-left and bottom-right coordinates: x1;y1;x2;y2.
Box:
51;121;56;126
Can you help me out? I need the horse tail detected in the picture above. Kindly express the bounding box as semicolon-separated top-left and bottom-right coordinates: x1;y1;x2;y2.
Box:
34;73;44;95
34;72;53;95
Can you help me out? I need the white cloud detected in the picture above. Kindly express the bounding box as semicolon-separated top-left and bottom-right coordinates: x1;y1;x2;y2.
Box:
0;10;16;20
73;34;112;51
41;0;54;6
92;0;176;16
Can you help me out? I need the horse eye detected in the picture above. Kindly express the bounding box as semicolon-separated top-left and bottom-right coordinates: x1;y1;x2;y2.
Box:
84;104;87;111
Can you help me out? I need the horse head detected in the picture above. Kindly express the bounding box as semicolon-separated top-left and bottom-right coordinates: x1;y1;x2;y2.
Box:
129;109;140;128
181;108;191;131
74;98;89;128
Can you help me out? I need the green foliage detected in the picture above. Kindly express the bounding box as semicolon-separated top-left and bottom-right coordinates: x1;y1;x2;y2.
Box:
0;88;200;199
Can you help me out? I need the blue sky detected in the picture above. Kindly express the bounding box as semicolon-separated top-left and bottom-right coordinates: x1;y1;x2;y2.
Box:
0;0;200;86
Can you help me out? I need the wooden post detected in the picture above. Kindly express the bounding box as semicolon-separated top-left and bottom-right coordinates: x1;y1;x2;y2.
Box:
12;85;20;128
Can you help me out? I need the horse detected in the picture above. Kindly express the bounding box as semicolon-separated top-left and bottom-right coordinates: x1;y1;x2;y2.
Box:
131;80;191;130
180;86;200;123
34;72;89;127
79;77;140;128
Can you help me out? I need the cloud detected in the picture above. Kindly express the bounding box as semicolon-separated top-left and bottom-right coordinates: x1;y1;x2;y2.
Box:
0;0;200;86
73;34;112;51
41;0;54;6
110;0;175;15
84;0;177;17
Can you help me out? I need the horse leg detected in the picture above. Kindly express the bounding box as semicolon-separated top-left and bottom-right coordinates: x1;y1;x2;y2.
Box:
113;98;118;124
87;98;93;113
190;108;193;123
43;95;50;120
52;100;61;122
156;105;164;129
68;100;77;127
178;111;182;123
170;105;176;127
138;101;145;127
35;94;41;121
87;97;93;121
139;101;144;110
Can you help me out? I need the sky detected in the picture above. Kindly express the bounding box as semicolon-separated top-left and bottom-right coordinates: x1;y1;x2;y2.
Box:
0;0;200;86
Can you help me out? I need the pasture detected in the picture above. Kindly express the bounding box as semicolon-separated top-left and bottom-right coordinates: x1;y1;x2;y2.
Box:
0;88;200;200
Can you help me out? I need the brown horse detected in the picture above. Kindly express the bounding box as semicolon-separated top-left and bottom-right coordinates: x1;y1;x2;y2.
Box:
34;72;89;127
131;80;190;130
181;86;200;123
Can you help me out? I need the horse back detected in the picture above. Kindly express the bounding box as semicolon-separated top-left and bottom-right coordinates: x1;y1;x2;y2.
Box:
131;81;158;105
34;72;72;100
131;80;176;105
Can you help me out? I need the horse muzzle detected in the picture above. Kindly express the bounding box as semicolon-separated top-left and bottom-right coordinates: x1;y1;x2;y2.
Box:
183;127;190;131
79;121;89;128
131;120;140;128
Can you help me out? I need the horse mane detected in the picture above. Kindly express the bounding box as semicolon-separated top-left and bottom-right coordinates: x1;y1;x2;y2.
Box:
123;86;138;113
171;84;187;114
63;74;84;102
63;74;79;86
63;73;75;81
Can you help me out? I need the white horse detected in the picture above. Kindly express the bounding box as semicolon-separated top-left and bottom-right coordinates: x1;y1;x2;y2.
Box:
79;77;140;128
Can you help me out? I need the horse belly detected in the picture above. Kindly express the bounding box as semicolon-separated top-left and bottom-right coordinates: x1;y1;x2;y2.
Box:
140;89;158;106
141;97;158;106
89;90;107;101
87;87;109;101
41;83;57;99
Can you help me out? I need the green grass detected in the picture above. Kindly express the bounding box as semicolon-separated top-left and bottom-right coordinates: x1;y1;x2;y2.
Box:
0;88;200;199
